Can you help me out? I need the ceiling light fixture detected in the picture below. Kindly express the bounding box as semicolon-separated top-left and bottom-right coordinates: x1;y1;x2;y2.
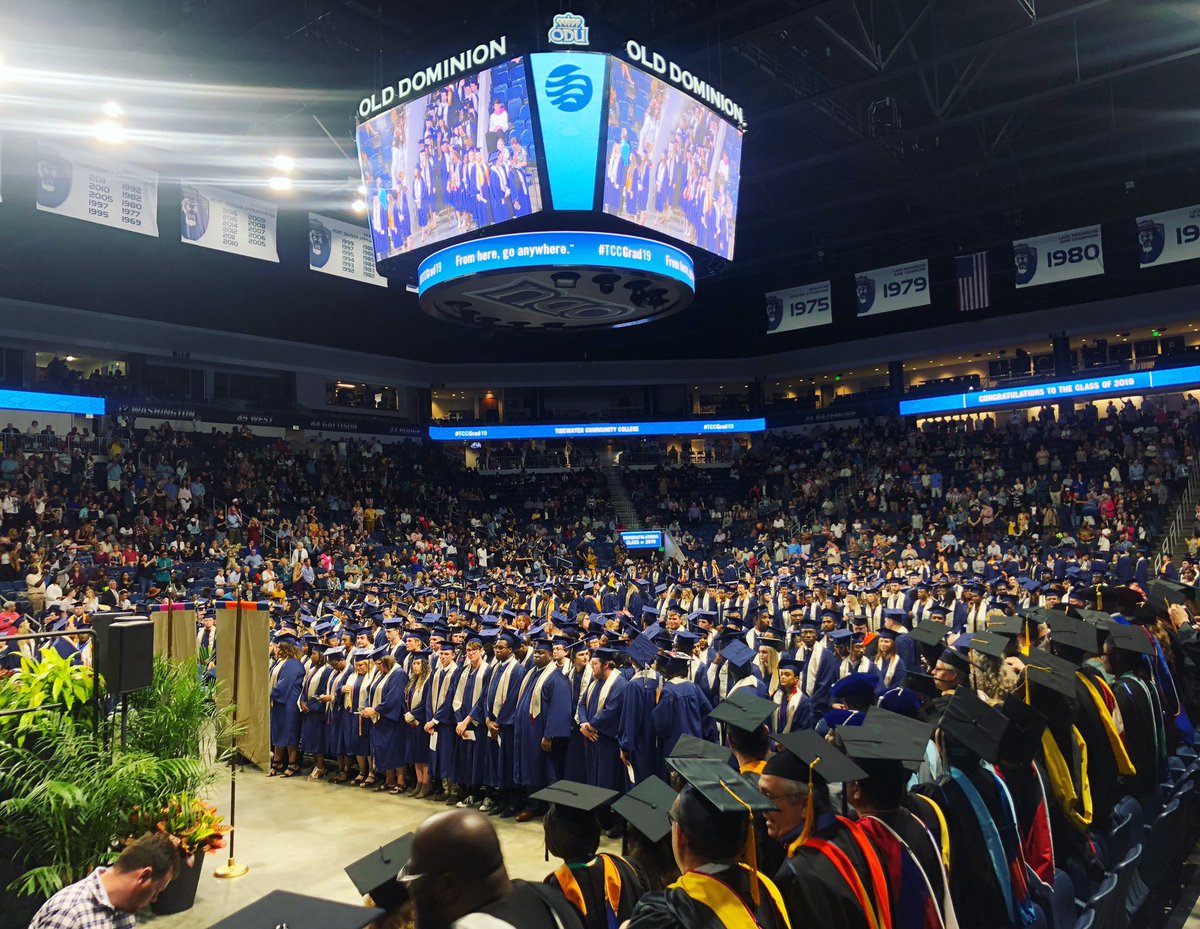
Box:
273;153;295;172
268;176;292;191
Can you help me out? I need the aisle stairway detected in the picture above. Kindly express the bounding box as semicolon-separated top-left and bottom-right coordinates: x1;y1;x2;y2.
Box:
605;466;642;531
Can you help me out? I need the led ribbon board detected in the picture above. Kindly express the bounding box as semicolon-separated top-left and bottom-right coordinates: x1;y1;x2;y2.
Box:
417;230;695;329
429;417;764;440
0;389;105;416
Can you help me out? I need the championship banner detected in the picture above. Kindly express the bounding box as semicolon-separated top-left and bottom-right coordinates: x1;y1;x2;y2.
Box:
35;142;158;236
1136;205;1200;268
180;184;278;262
307;213;387;287
854;259;929;317
1013;224;1103;288
148;602;198;662
215;602;270;770
766;280;832;334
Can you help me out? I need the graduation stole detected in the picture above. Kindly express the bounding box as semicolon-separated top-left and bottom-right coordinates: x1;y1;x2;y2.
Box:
1075;672;1137;776
910;793;953;876
592;670;619;717
525;663;559;720
1039;727;1093;831
553;855;622;929
669;865;792;929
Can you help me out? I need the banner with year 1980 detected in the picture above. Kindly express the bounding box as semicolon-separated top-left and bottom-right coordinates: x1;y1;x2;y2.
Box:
35;142;158;236
1012;224;1103;288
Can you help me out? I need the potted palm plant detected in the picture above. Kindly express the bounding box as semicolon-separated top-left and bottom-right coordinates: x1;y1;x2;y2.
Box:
125;794;231;914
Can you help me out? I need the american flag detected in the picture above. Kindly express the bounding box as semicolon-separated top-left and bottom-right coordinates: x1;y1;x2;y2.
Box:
955;251;990;311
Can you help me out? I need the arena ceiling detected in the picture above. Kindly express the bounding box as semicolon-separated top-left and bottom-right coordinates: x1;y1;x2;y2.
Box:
4;0;1200;364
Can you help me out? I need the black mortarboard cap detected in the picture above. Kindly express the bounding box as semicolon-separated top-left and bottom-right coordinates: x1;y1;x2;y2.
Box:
611;775;676;843
345;834;414;910
967;629;1009;660
1148;578;1195;607
986;614;1025;637
207;891;383;929
530;779;618;813
1024;648;1079;698
841;709;934;766
708;689;776;733
1044;613;1099;655
669;758;777;813
1107;623;1156;656
908;620;949;648
669;734;732;763
766;729;867;784
937;687;1009;763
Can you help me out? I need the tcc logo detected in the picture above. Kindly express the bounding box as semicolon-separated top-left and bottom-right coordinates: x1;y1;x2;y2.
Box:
544;62;593;112
548;12;589;46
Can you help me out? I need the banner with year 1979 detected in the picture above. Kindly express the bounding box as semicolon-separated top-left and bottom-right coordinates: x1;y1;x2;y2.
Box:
35;142;158;236
1012;224;1103;288
766;280;832;333
854;259;929;317
179;184;278;262
307;213;387;287
1136;205;1200;269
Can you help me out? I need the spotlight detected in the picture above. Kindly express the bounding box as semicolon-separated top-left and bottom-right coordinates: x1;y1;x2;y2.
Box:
352;198;366;213
93;120;126;144
101;101;123;118
268;176;292;191
273;154;295;172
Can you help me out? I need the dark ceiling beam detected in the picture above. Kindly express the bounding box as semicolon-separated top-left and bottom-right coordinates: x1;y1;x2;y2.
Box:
748;0;1122;122
881;0;938;69
749;42;1200;180
813;15;880;71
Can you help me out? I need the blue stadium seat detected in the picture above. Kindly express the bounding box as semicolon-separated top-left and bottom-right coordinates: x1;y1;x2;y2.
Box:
519;104;530;123
508;93;523;114
1072;910;1095;929
1049;868;1080;929
1081;874;1119;929
1099;811;1133;870
1138;797;1180;902
1110;844;1141;929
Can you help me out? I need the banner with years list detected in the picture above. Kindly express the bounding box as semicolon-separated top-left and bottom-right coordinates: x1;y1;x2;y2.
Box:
35;141;158;236
766;280;832;333
307;213;387;287
180;183;278;262
1012;224;1103;288
854;259;930;317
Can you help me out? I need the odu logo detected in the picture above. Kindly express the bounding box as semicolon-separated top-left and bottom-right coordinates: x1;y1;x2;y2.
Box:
544;63;592;112
548;12;589;46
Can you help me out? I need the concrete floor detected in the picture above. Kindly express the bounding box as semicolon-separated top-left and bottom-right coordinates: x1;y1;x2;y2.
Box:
142;765;620;928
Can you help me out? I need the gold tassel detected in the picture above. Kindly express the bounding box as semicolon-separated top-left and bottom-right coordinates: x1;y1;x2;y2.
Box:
718;779;760;907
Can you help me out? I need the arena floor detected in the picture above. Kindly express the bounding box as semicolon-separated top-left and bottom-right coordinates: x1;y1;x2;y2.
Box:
142;764;622;928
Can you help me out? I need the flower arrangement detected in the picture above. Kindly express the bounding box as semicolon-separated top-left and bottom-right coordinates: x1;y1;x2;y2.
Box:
126;794;230;866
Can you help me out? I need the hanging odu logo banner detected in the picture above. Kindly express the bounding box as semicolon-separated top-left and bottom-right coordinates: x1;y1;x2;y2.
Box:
1136;205;1200;268
854;259;929;316
548;12;590;46
1012;224;1103;288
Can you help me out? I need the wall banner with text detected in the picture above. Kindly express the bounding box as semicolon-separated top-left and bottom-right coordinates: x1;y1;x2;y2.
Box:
766;280;832;334
35;142;158;236
180;184;278;262
854;259;930;316
1012;224;1103;288
307;213;387;287
1136;205;1200;268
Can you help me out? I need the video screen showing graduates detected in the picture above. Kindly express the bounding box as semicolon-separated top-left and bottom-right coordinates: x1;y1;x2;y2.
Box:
601;58;743;260
356;57;544;260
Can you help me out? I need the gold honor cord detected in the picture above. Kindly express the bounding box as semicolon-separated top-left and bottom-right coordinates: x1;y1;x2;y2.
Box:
718;778;760;907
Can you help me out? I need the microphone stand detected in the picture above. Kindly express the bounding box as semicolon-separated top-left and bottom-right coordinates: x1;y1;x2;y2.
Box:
214;579;249;879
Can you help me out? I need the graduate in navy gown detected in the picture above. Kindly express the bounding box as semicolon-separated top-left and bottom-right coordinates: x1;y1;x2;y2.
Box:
424;641;461;798
579;647;629;794
299;646;335;778
340;647;376;784
508;158;531;219
403;651;433;796
268;630;305;777
652;651;716;772
513;638;574;820
449;635;491;806
482;630;526;816
361;648;408;793
619;641;663;784
326;649;353;783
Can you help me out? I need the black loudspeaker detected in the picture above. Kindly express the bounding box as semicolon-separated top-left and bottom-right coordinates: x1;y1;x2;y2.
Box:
96;619;154;694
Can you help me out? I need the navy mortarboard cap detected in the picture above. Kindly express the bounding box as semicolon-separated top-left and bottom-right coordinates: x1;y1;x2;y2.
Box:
719;639;756;670
877;686;924;718
876;627;899;641
673;631;700;650
592;646;619;663
368;646;389;660
907;620;948;648
408;649;430;660
929;604;950;618
828;628;853;645
627;633;658;667
206;890;382;929
670;758;776;814
708;690;776;733
757;632;784;651
48;616;73;633
765;729;867;784
660;651;692;678
323;646;345;659
345;833;414;910
351;647;374;661
642;605;660;617
530;779;618;815
819;608;840;621
938;686;1009;763
778;657;803;676
669;733;731;763
611;775;676;843
882;607;910;625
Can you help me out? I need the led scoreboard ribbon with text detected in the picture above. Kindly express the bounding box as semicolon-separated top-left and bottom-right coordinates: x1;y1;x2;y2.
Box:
898;367;1200;417
429;418;765;441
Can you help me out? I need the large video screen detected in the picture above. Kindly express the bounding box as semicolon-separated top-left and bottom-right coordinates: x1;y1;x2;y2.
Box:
355;57;544;260
601;58;742;260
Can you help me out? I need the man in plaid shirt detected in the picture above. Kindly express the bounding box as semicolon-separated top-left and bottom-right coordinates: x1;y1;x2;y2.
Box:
30;833;178;929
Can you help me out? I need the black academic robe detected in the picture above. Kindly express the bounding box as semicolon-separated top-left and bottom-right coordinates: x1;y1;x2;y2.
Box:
774;815;880;929
473;880;585;929
1072;668;1122;823
544;854;644;929
1112;673;1161;802
869;807;946;911
627;864;789;929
